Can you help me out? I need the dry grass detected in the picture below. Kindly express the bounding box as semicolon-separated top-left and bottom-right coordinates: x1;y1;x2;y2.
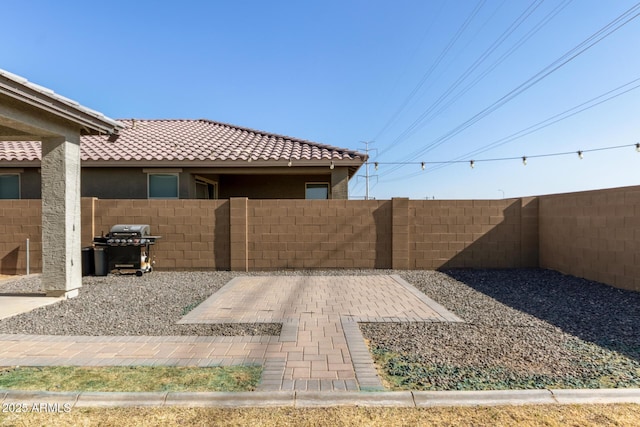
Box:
1;404;639;427
0;366;261;392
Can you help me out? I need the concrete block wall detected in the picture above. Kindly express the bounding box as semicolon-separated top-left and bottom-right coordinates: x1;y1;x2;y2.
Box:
245;199;391;269
0;200;41;274
1;185;637;293
229;198;248;271
408;199;537;269
90;199;230;270
539;185;640;291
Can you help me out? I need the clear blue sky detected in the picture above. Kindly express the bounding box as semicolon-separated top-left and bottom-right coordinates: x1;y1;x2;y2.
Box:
3;0;639;199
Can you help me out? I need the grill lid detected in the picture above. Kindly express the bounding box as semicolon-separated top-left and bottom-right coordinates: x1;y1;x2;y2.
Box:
109;224;150;237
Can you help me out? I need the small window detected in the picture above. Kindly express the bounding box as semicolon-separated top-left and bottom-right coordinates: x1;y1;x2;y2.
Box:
148;174;179;199
305;183;329;200
0;174;20;199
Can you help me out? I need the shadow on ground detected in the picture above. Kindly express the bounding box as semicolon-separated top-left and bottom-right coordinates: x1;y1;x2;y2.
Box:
443;268;640;362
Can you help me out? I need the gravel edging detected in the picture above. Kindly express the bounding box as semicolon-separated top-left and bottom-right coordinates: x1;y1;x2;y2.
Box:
0;268;638;391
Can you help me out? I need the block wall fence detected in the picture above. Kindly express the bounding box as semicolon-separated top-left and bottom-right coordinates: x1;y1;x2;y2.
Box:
0;185;638;291
539;185;640;291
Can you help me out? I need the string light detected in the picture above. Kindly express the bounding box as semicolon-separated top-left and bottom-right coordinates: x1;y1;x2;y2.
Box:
369;143;636;171
374;162;379;170
330;161;335;170
288;158;292;167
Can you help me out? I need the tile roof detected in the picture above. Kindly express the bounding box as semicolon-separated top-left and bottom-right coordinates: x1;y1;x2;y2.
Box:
0;119;366;165
0;141;41;161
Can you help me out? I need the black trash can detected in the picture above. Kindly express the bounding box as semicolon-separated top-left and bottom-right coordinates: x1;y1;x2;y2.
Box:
93;247;109;276
82;247;94;276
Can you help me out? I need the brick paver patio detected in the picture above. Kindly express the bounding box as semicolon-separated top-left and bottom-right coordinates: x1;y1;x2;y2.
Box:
0;275;461;391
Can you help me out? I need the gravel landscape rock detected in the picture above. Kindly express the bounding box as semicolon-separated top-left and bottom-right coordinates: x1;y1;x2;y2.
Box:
0;271;281;336
360;269;640;390
1;268;638;391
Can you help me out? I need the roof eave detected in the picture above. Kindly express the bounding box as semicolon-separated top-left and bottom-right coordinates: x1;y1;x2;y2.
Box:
0;158;366;168
0;70;122;136
80;158;366;168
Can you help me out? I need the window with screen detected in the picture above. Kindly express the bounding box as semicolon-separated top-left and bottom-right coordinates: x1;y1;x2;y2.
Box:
0;175;20;199
148;173;179;199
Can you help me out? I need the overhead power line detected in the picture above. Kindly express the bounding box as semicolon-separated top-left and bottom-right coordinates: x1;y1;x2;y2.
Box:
378;1;640;178
374;75;640;185
371;0;488;144
421;75;640;176
377;0;552;158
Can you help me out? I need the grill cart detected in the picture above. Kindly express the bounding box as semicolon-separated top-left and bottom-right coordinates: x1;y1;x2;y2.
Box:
93;224;161;276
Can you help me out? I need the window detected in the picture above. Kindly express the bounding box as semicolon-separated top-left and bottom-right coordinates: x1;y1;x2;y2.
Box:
305;183;329;200
195;177;217;199
148;174;179;199
0;174;20;199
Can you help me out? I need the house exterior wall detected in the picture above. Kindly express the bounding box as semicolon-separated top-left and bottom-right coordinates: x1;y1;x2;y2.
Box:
16;167;344;199
82;168;148;198
330;168;349;200
218;174;331;199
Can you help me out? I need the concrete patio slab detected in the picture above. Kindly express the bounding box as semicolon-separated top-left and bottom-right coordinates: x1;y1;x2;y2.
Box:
0;295;64;320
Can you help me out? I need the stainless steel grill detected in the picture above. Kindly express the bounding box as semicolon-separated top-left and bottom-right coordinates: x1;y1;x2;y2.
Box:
93;224;161;276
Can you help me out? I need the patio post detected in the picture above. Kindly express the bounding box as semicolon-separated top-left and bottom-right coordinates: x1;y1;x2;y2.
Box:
41;134;82;298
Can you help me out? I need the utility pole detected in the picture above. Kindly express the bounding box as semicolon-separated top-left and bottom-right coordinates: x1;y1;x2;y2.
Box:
357;141;377;200
364;141;370;201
